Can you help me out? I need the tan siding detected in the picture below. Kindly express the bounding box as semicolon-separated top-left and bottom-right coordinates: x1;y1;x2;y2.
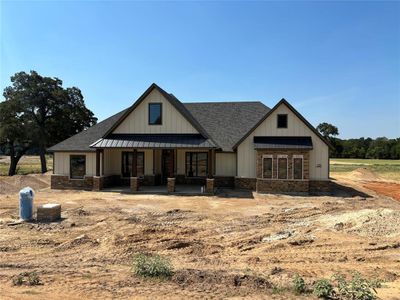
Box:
113;89;198;134
54;152;96;176
237;103;329;180
215;153;236;176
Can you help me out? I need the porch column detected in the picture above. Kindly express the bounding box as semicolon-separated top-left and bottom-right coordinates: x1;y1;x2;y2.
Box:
96;149;101;176
208;149;213;178
101;150;104;175
132;149;137;177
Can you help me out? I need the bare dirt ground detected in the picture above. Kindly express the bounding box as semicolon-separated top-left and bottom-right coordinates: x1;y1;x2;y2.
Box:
1;170;400;299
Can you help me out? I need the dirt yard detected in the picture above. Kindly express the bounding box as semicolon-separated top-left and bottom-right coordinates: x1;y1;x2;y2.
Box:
1;170;400;299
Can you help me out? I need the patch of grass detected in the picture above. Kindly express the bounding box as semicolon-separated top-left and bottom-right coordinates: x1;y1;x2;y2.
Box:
0;155;53;176
313;279;335;299
292;274;306;294
132;253;173;279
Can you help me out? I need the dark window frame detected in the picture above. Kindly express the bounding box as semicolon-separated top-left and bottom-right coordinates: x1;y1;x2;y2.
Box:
185;152;208;177
121;151;145;178
262;155;273;179
148;103;162;125
277;114;288;128
70;155;86;179
293;155;304;180
277;156;288;179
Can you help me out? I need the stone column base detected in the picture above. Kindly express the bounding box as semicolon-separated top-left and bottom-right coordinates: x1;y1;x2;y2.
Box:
130;177;139;192
206;178;215;194
93;176;104;191
167;178;175;193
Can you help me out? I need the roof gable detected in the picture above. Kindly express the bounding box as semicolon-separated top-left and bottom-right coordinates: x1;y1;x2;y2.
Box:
233;99;333;149
104;83;211;139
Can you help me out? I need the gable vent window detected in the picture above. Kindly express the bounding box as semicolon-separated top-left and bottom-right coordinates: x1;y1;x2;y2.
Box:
277;114;288;128
149;103;162;125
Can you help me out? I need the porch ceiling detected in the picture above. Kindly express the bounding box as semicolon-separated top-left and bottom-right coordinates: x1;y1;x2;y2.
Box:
90;134;217;149
253;136;313;150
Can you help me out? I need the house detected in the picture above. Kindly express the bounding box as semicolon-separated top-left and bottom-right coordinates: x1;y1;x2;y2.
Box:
48;83;332;194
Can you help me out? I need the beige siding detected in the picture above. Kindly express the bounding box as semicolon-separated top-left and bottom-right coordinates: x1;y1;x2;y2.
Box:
103;149;153;175
237;103;329;180
113;89;198;134
54;152;96;176
215;152;236;176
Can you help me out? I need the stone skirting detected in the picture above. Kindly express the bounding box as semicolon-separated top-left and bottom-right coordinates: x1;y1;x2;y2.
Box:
214;176;234;188
235;177;257;190
130;177;139;191
206;178;215;194
256;179;309;194
309;180;331;194
93;176;104;191
51;174;93;190
167;178;175;193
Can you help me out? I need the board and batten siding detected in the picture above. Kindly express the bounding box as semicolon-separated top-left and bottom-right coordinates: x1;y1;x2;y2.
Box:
103;149;153;176
215;152;236;176
53;152;96;176
237;103;329;180
113;89;198;134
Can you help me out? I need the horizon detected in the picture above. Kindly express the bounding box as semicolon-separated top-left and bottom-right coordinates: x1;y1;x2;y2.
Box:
1;1;399;139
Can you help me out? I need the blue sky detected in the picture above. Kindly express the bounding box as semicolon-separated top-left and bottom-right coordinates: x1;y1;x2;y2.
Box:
1;1;399;139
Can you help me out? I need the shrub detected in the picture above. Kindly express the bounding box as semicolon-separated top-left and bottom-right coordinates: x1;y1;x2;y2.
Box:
133;253;172;279
28;272;40;286
313;279;335;299
293;274;306;294
12;275;24;286
334;272;378;300
12;272;41;286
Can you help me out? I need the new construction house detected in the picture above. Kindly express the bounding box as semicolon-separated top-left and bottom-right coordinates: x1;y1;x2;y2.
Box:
48;83;332;194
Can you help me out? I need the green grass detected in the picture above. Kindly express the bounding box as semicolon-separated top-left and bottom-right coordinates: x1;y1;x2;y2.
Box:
0;155;53;176
330;158;400;181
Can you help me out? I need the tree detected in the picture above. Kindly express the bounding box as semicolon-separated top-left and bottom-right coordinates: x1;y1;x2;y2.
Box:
317;122;339;138
2;71;97;174
0;99;33;175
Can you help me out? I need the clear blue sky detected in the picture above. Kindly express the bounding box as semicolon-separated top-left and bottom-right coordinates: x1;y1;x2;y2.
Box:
1;1;399;139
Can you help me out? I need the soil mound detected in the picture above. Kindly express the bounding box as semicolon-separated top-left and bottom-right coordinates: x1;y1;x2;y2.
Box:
0;174;50;194
348;167;381;182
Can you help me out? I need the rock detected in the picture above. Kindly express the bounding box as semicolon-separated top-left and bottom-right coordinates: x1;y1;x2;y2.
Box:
334;222;344;231
270;266;283;275
262;231;292;242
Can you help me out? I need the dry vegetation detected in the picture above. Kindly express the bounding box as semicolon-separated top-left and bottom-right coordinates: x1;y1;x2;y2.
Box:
0;159;400;299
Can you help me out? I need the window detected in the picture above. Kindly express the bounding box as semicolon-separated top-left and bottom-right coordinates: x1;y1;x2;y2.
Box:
293;155;303;180
277;114;288;128
186;152;208;177
70;155;86;179
262;155;273;179
149;103;162;125
277;156;288;179
122;152;144;177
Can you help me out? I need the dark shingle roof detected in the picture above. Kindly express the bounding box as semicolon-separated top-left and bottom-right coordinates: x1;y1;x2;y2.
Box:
253;136;313;149
47;109;128;152
90;134;216;149
184;102;270;151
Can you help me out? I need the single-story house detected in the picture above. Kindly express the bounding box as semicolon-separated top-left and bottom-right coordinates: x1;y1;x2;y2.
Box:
48;83;332;194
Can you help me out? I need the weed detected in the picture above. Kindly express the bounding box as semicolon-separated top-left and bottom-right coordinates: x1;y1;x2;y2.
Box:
313;279;335;299
333;272;378;300
293;274;306;294
12;275;24;286
12;272;41;286
28;272;40;286
133;253;172;279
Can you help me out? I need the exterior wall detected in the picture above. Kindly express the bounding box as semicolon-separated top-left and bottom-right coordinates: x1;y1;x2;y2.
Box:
103;149;153;176
215;152;236;176
53;152;96;176
256;179;309;193
237;103;329;180
113;89;198;134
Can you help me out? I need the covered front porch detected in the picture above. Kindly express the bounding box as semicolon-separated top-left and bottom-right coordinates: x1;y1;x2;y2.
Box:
90;134;217;194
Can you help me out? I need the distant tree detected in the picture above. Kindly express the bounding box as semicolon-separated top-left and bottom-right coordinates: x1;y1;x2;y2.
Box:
2;71;97;174
317;122;339;139
0;99;33;175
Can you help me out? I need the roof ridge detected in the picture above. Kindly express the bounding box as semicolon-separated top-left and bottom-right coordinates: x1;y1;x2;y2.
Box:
183;101;264;104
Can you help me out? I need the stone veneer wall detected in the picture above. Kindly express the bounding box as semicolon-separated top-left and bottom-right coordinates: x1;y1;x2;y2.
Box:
309;180;331;194
51;175;93;190
256;179;309;193
235;177;257;190
214;176;235;188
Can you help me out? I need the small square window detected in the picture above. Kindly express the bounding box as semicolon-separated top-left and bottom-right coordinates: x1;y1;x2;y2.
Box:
149;103;162;125
277;114;288;128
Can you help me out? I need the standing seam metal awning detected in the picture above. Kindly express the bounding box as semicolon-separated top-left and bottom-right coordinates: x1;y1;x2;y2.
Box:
253;136;313;150
90;134;217;149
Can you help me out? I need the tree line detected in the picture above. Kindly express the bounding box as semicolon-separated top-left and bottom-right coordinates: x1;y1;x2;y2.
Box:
317;123;400;159
0;71;97;175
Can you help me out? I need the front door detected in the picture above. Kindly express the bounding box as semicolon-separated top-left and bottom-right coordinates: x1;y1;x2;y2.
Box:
161;149;175;184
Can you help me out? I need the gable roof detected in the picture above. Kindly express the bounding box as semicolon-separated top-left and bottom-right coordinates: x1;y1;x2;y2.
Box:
184;102;270;151
103;83;211;140
47;109;127;152
232;98;334;150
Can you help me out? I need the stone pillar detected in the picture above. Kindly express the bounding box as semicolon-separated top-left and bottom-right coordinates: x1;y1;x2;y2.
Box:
206;178;214;194
130;177;139;192
167;177;175;193
93;176;103;191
